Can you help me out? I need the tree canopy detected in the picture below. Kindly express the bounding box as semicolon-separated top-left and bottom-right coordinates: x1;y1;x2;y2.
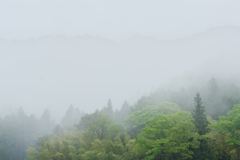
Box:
125;101;181;137
136;111;200;160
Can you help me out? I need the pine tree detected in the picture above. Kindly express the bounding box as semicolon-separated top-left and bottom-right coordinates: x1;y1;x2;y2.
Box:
192;92;209;135
192;92;213;160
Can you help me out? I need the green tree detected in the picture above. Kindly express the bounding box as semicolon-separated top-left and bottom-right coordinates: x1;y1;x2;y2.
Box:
206;131;231;160
76;112;113;140
136;111;200;160
212;104;240;159
192;92;209;135
125;101;181;137
191;93;213;160
122;139;143;160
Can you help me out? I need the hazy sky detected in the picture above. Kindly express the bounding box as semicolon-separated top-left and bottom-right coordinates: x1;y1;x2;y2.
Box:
1;0;240;40
0;0;240;122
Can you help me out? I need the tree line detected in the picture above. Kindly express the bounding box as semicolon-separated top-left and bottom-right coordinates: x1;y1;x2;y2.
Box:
1;77;240;159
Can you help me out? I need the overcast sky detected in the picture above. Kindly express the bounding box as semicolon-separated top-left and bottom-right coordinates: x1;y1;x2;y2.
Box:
0;0;240;40
0;0;240;122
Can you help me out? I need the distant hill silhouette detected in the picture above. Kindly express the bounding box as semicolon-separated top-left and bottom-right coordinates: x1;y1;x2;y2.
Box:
0;25;239;120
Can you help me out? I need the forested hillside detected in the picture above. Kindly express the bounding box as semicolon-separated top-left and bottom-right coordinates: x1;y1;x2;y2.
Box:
1;75;240;160
1;25;240;160
1;0;240;159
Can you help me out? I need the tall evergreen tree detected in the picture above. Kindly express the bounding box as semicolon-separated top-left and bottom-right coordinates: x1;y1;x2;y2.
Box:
192;92;209;135
192;92;213;160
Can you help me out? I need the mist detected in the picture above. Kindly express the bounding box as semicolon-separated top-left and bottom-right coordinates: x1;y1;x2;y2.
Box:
1;26;240;122
0;1;240;159
1;0;240;40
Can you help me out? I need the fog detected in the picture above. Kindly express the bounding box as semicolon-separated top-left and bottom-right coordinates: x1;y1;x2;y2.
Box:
1;0;240;40
2;1;240;160
0;0;240;122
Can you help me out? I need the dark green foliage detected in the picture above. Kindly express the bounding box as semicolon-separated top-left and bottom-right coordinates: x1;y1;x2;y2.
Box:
191;138;214;160
206;131;231;160
192;93;213;160
192;92;209;135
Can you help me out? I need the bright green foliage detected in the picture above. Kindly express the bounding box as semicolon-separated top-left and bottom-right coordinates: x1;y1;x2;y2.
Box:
27;112;134;160
136;111;200;160
212;104;240;159
125;101;181;137
108;124;125;141
24;103;240;160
